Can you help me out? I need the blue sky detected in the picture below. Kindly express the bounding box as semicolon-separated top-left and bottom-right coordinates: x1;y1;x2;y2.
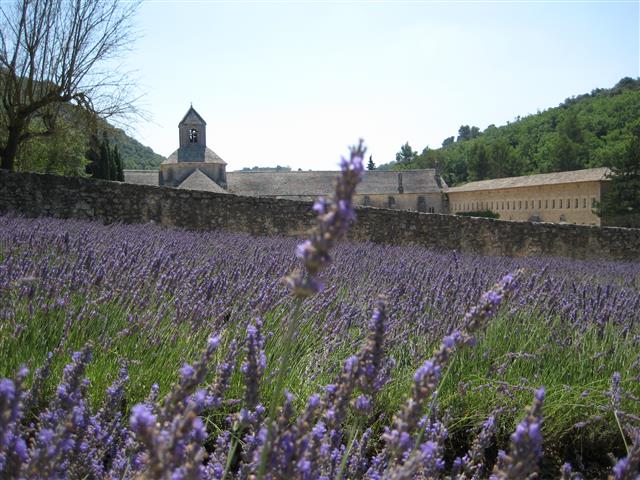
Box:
125;1;639;171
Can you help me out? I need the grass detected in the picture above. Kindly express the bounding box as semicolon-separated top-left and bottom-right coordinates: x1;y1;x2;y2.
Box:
2;290;638;463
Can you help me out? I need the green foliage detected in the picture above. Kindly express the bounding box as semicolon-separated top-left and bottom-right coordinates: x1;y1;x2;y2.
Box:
442;136;454;148
2;291;636;454
14;119;89;176
456;125;481;142
395;141;418;165
367;155;376;171
376;160;397;171
398;77;640;185
109;126;165;170
467;141;490;181
598;121;640;222
5;103;164;174
86;133;125;181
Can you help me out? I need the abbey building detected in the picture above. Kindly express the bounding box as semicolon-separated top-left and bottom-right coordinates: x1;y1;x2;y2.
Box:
124;106;613;226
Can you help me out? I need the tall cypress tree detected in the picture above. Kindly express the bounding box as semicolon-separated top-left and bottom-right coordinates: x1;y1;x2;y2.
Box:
99;133;112;180
113;145;124;181
85;134;100;177
367;155;375;171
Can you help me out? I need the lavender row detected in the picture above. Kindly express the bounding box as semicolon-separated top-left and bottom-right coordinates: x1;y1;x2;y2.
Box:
1;272;638;478
1;214;638;353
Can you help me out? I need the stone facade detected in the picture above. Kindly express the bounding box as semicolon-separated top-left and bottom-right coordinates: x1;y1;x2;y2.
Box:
125;169;447;213
447;168;610;226
128;107;446;213
1;169;638;261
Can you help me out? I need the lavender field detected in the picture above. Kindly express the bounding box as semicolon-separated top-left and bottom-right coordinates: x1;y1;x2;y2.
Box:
1;210;639;478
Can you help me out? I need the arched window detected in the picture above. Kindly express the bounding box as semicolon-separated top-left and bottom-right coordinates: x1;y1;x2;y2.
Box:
189;128;198;143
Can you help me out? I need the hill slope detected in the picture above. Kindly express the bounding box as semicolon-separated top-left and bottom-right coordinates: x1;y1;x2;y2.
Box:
108;126;165;170
386;77;640;186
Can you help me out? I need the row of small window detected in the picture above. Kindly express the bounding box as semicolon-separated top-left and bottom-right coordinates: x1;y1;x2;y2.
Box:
453;197;597;212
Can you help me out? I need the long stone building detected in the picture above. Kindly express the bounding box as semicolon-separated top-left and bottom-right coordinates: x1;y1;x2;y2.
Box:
124;106;619;226
446;168;611;226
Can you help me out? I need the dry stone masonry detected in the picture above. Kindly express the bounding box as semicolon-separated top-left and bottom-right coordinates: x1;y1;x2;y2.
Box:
0;170;638;261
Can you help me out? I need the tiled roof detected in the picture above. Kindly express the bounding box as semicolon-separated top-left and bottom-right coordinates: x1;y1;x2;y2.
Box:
226;169;441;196
179;106;206;125
123;170;159;185
123;168;443;196
163;146;226;165
177;169;228;193
446;167;611;193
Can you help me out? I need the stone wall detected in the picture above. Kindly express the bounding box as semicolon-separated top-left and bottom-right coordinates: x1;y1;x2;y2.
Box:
1;170;639;261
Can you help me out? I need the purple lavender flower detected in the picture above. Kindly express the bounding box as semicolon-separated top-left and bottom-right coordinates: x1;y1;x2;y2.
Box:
286;140;366;298
130;404;156;433
612;434;640;480
490;387;545;479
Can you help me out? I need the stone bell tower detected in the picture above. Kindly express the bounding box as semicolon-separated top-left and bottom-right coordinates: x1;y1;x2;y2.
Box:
159;105;227;190
178;105;207;160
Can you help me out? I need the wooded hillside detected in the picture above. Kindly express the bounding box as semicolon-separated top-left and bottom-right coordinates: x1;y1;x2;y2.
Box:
383;77;640;186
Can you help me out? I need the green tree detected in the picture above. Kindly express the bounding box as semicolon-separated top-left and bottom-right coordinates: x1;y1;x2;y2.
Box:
15;119;88;176
113;145;124;181
99;134;112;180
0;0;141;171
550;111;585;171
86;133;122;180
467;141;490;181
599;122;640;222
442;136;455;148
395;142;417;164
367;155;376;171
456;125;481;142
376;78;640;185
549;135;580;172
457;125;471;142
488;138;523;178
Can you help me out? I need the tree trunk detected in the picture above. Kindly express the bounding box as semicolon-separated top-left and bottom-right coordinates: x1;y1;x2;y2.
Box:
1;125;23;171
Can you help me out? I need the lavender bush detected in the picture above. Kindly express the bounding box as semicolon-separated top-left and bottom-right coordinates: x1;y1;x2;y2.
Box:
0;142;639;478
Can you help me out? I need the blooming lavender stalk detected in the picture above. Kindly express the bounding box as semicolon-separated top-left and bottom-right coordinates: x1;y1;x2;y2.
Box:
158;334;220;424
560;462;584;480
257;141;366;479
286;140;366;298
490;387;545;480
383;272;520;464
130;335;221;479
0;369;28;478
24;346;94;478
611;434;640;480
452;413;499;479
